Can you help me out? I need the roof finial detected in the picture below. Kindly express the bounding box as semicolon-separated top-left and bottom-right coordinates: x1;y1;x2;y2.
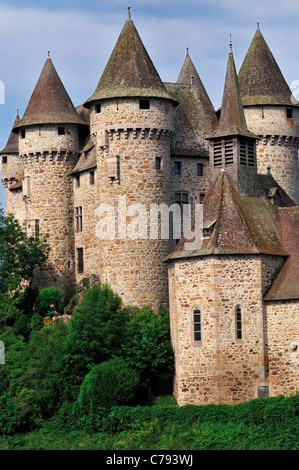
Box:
229;34;233;53
257;21;260;30
16;108;19;117
48;50;50;58
127;6;131;20
186;47;189;55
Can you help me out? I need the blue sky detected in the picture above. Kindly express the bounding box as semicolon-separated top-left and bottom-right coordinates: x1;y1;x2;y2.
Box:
0;0;298;207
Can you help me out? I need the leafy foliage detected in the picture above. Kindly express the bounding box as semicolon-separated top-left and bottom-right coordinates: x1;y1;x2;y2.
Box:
0;210;50;295
77;358;140;410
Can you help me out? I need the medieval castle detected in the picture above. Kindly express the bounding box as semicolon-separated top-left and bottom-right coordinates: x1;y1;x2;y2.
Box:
1;8;298;405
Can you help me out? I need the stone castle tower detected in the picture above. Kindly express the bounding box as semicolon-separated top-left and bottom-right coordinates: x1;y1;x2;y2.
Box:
238;27;299;204
1;10;298;404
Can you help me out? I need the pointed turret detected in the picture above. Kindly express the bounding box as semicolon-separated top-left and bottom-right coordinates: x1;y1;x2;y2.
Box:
13;57;87;131
238;27;294;106
84;8;176;106
177;49;215;113
207;40;259;193
0;113;20;154
211;41;257;139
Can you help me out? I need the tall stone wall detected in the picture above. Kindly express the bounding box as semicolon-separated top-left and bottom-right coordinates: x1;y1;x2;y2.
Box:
265;300;299;396
170;155;210;205
168;255;270;405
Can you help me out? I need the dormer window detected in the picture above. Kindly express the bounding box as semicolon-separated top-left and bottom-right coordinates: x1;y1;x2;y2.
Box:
139;99;150;110
267;187;280;206
201;219;217;239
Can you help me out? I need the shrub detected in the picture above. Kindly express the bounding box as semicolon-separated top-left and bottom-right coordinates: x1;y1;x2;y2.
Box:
77;358;140;411
35;287;63;315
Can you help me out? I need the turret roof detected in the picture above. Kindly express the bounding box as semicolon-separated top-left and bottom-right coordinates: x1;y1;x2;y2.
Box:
84;10;177;106
167;170;289;260
13;57;87;131
177;50;215;118
0;114;20;154
238;28;295;106
209;45;258;139
165;82;217;156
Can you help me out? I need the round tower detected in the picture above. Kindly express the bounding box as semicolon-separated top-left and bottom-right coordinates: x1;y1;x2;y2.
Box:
0;113;24;216
238;27;299;204
84;10;178;309
13;56;88;300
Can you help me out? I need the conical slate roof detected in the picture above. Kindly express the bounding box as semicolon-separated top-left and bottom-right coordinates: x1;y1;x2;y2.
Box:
238;28;295;106
210;46;258;139
177;50;215;118
13;57;87;130
0;114;20;154
84;11;177;106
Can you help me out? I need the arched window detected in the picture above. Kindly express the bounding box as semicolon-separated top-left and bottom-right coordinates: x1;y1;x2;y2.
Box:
193;309;201;341
236;305;242;339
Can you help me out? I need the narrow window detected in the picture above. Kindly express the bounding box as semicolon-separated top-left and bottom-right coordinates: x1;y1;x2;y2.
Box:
75;174;80;188
89;171;95;185
286;108;293;119
197;163;203;176
96;103;101;114
213;139;222;167
20;130;26;139
224;138;233;165
77;248;84;273
236;305;242;339
75;206;83;232
58;127;65;135
155;157;162;170
174;161;181;175
193;309;201;341
2;156;7;164
139;99;150;110
175;192;188;211
199;193;205;203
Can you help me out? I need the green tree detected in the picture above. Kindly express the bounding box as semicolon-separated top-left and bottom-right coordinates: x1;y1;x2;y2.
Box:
65;283;129;364
0;210;50;295
61;284;130;399
120;304;174;386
